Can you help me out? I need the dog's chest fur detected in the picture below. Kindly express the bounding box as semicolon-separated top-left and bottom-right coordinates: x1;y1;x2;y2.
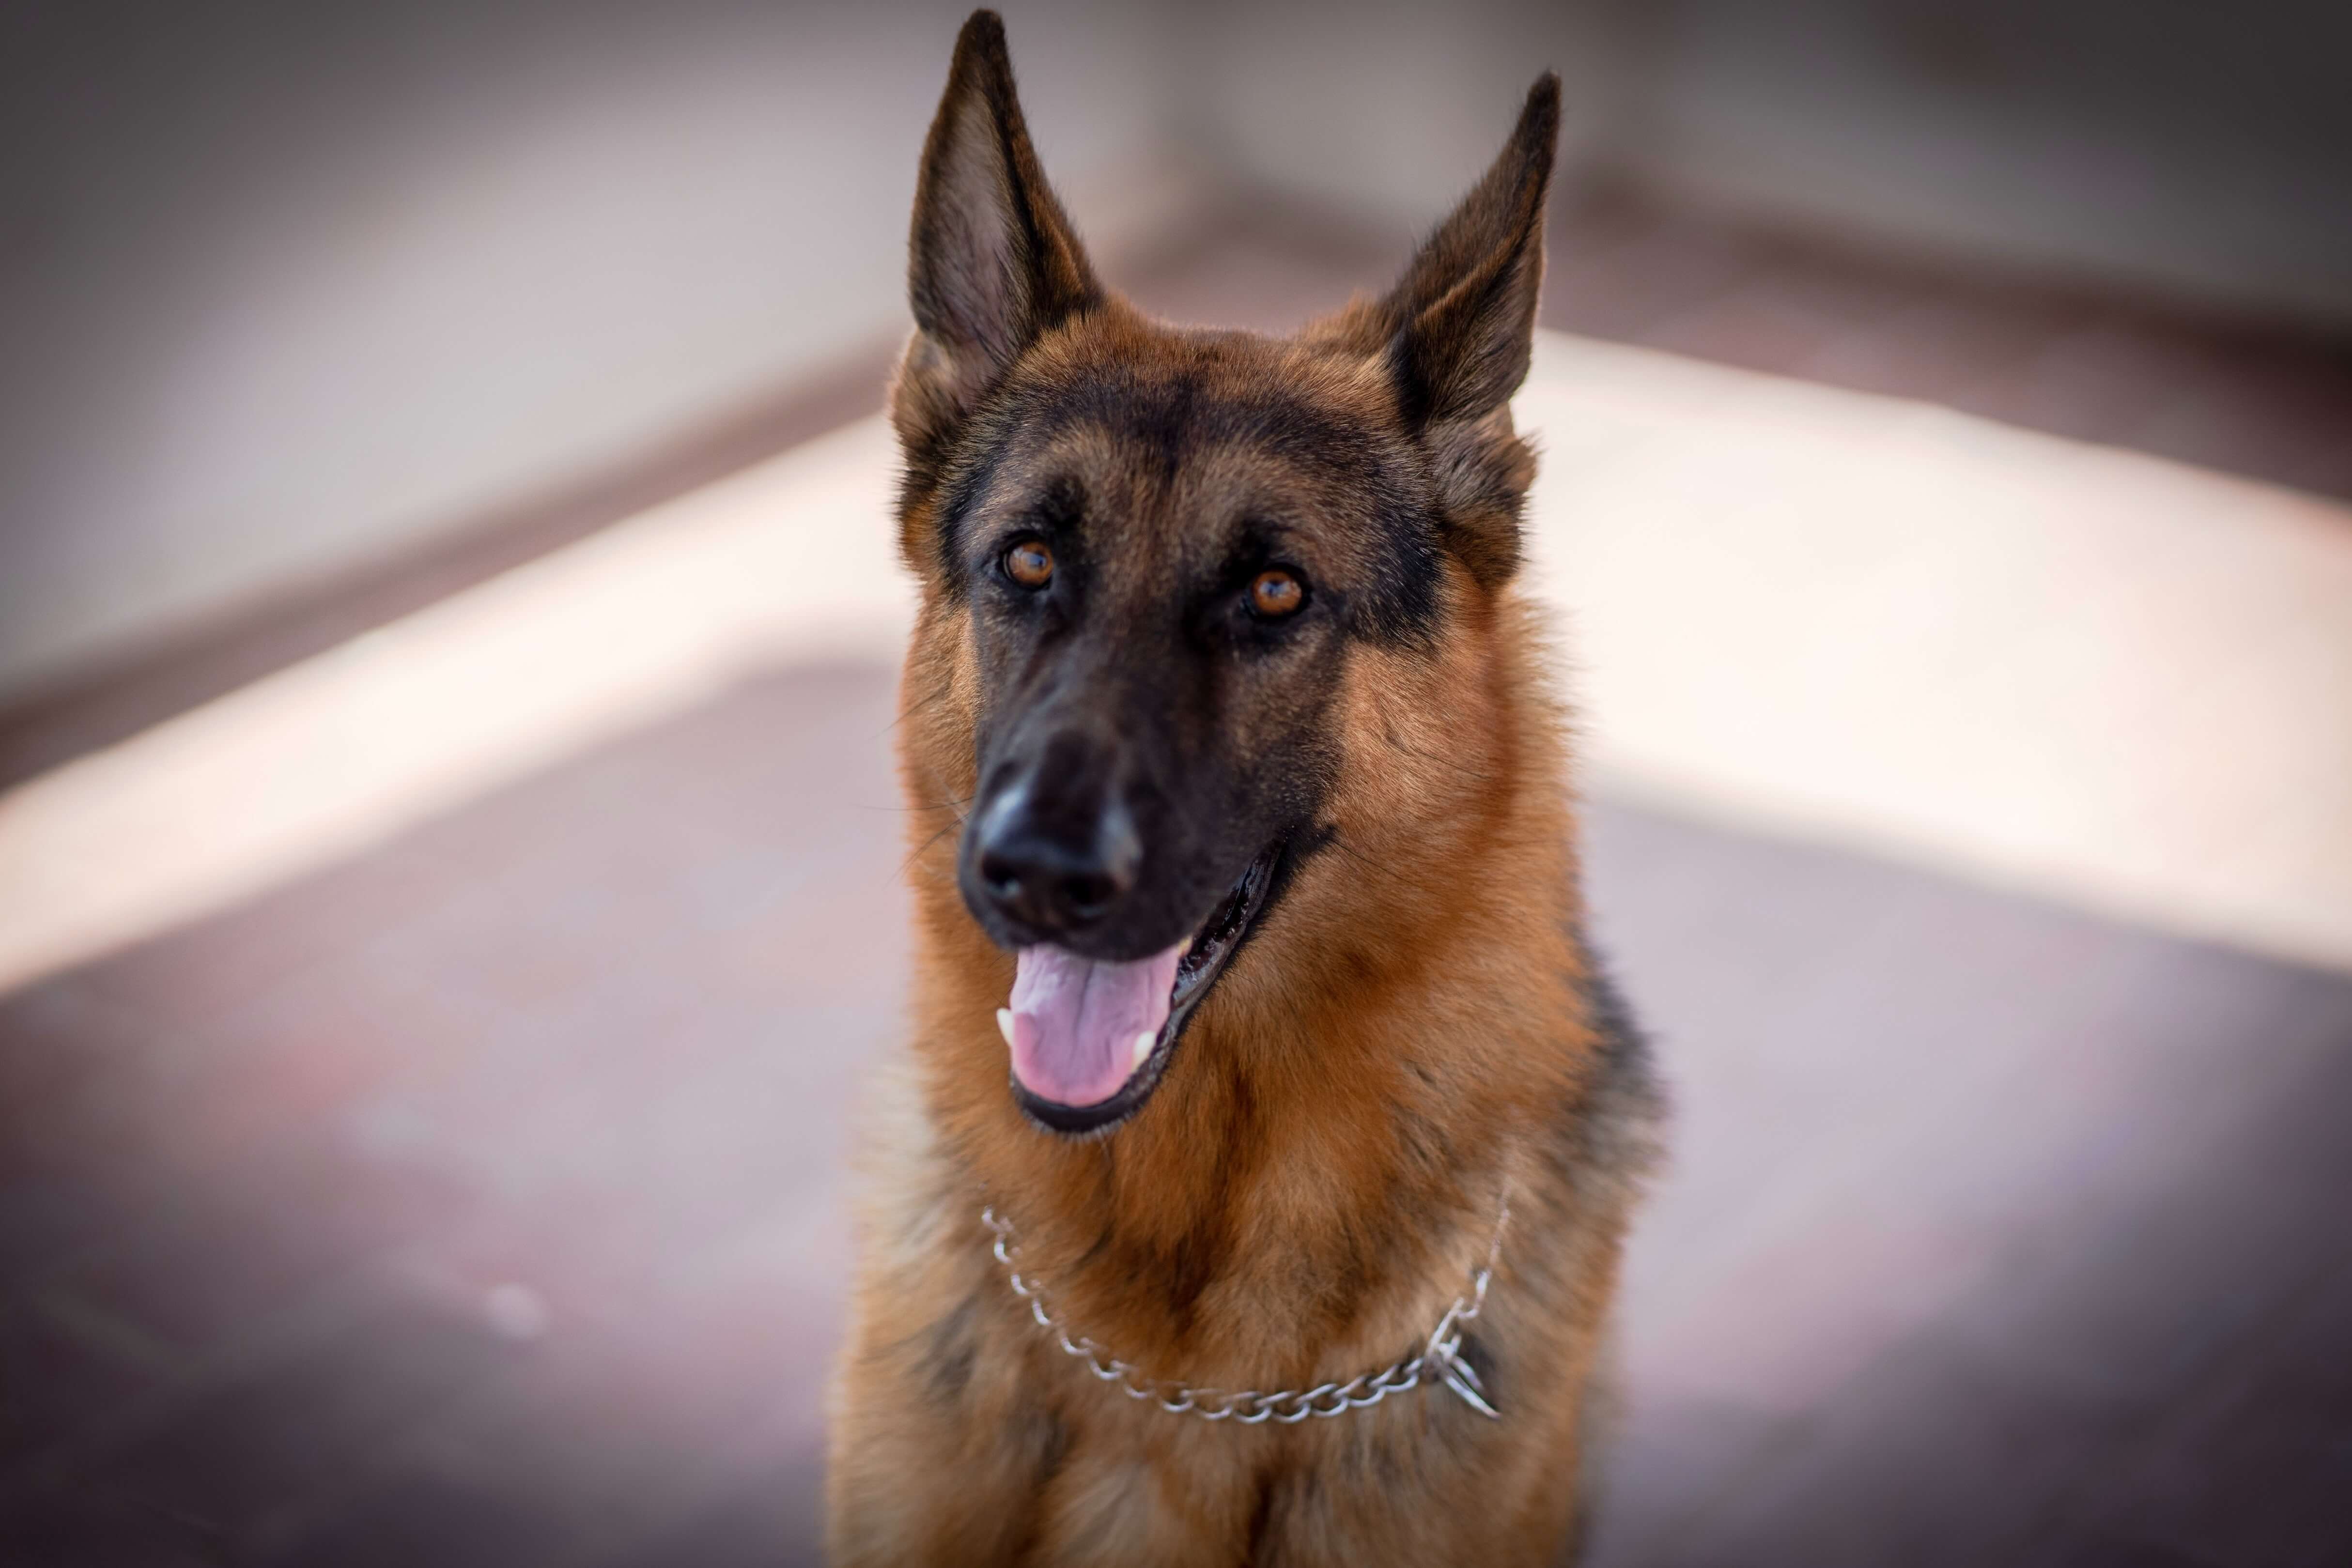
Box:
834;1008;1657;1567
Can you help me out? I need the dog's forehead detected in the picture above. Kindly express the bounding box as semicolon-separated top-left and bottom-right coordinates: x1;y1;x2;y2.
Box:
985;336;1413;568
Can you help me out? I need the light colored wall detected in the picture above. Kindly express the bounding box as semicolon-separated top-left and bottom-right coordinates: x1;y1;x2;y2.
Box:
1191;0;2352;327
0;0;1195;704
4;0;2347;707
1174;0;1636;228
1610;0;2352;323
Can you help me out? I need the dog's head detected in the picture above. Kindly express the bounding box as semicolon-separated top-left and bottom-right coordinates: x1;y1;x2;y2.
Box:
895;12;1557;1135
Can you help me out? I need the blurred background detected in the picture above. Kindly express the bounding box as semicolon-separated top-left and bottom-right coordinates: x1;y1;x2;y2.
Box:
2;1;2349;1564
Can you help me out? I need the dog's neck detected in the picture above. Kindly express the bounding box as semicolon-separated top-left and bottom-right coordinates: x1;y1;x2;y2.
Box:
900;595;1597;1387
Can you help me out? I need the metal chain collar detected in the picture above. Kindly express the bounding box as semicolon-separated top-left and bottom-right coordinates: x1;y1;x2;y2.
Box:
979;1193;1510;1424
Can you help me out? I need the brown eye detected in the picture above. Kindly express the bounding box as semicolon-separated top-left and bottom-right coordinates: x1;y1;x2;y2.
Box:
1003;539;1054;589
1250;568;1305;618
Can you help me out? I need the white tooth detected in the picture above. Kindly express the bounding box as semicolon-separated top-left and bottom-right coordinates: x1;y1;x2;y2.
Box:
997;1009;1018;1050
1133;1030;1156;1068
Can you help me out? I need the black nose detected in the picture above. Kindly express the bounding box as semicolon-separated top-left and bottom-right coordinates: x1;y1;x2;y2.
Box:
971;776;1142;937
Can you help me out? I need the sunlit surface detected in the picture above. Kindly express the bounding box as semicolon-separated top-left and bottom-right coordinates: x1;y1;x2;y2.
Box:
0;418;911;997
1521;336;2352;973
6;331;2349;999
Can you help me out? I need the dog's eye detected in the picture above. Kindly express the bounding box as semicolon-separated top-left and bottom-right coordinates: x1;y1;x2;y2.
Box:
1003;539;1054;589
1249;568;1306;618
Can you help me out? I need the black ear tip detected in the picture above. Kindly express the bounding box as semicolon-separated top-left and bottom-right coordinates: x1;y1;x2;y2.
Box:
1521;72;1563;137
953;10;1010;70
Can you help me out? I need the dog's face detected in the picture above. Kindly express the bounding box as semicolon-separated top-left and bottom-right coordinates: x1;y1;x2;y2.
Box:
895;12;1555;1134
948;336;1414;954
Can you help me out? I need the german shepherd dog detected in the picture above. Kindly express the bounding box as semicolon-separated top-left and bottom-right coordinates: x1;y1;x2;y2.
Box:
830;13;1663;1564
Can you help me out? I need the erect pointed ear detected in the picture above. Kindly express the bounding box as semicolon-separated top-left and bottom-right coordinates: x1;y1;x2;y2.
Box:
1382;74;1559;429
895;11;1100;462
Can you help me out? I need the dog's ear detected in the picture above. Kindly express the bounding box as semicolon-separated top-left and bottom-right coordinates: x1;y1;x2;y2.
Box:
895;11;1100;466
1382;74;1559;429
1355;75;1558;590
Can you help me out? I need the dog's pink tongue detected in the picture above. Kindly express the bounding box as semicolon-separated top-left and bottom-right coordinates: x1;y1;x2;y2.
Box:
1004;941;1187;1108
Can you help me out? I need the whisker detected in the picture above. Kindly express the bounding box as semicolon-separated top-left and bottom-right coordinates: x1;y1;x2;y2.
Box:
898;817;965;881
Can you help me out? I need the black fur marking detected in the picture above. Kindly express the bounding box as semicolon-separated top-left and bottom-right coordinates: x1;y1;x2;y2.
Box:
1000;1403;1068;1568
1386;1099;1458;1184
1244;1460;1289;1558
1539;937;1670;1261
1574;950;1668;1184
921;376;1443;644
924;1294;979;1409
1158;1207;1229;1340
1013;374;1378;471
1580;946;1646;1066
1017;1406;1069;1482
925;414;1012;595
1233;822;1331;976
1356;498;1443;645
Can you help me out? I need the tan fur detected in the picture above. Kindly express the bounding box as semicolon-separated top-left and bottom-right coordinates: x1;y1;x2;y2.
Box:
828;15;1659;1565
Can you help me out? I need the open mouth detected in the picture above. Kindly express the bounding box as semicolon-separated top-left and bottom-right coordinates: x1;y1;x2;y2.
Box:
999;841;1285;1136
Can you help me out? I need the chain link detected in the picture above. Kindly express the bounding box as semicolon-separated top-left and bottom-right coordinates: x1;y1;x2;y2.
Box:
979;1193;1509;1424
